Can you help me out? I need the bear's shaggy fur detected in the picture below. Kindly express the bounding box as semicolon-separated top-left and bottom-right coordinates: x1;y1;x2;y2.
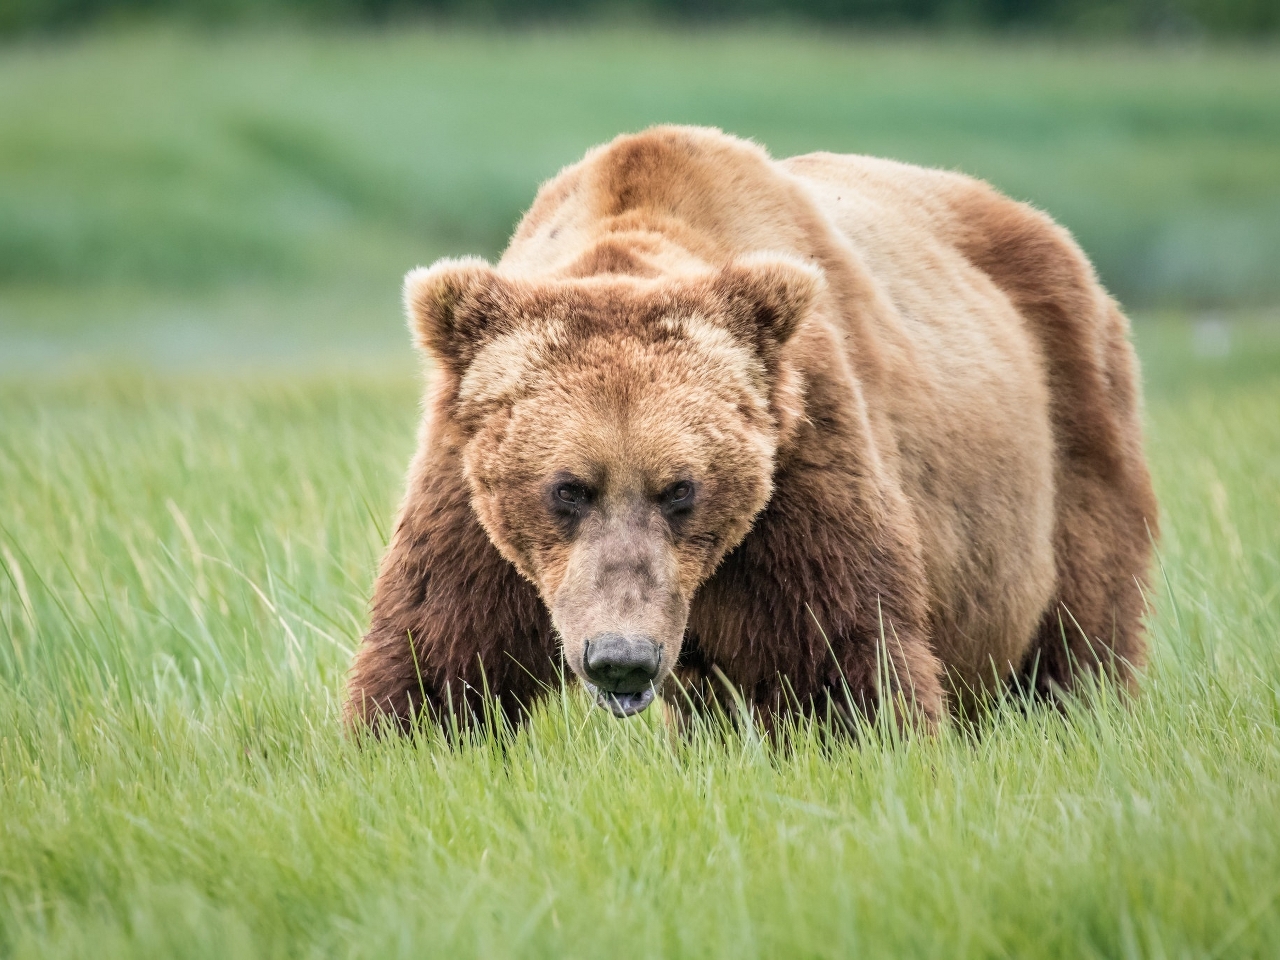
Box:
344;126;1157;733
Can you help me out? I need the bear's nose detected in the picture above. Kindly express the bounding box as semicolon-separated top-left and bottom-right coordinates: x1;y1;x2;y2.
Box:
582;633;661;693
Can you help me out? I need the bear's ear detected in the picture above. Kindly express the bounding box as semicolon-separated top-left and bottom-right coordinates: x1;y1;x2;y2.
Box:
403;256;500;369
709;253;826;348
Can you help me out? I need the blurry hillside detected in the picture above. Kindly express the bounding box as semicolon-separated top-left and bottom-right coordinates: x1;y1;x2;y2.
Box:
1;27;1277;366
3;0;1277;37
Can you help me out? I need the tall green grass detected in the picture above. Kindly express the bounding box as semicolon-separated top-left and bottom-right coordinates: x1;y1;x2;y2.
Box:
1;317;1278;958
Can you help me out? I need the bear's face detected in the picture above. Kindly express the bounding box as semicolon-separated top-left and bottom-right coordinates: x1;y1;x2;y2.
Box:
406;255;822;716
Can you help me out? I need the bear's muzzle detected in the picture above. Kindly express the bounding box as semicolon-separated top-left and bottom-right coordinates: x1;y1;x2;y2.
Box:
583;632;661;716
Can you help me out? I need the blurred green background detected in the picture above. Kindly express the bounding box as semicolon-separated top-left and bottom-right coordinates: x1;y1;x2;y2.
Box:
3;0;1278;36
1;20;1278;370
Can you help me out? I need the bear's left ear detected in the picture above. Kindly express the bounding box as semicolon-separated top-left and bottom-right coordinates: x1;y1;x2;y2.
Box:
709;253;826;348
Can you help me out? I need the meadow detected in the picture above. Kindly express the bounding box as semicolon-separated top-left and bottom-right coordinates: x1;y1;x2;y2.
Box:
2;26;1280;959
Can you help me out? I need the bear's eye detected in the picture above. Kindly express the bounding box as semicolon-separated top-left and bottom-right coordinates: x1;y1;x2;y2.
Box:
554;482;590;508
546;478;593;536
661;481;696;511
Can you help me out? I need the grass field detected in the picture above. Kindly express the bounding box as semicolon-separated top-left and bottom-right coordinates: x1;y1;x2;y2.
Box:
2;25;1280;960
3;318;1279;959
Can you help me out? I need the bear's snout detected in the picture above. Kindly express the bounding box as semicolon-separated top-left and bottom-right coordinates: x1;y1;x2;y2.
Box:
583;633;661;718
583;632;661;692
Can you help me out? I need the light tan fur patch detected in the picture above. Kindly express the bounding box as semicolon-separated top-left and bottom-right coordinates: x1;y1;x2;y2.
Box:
458;321;567;407
659;315;770;405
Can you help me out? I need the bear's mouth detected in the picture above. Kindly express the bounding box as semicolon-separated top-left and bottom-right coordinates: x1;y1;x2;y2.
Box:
587;684;656;718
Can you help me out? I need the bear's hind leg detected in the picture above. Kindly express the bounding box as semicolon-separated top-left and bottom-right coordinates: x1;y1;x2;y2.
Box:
1018;488;1154;704
1017;304;1158;703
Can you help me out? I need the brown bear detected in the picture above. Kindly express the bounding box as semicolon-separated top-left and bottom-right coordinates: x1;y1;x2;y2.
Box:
344;125;1157;734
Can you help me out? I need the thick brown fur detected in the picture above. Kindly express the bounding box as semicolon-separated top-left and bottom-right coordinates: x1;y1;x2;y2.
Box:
344;126;1157;735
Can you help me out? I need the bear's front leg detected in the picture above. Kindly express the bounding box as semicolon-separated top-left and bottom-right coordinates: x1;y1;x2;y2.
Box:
344;447;559;736
686;456;947;734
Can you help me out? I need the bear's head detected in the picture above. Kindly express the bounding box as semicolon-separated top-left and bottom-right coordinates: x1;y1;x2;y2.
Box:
405;253;824;717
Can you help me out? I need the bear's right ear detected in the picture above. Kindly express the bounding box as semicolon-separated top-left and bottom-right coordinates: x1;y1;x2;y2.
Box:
403;256;499;370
